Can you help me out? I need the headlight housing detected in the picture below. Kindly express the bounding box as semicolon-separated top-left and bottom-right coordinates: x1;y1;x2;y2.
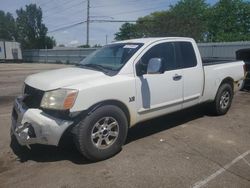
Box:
41;89;78;110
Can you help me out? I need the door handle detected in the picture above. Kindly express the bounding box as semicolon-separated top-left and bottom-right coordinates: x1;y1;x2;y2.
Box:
173;74;182;81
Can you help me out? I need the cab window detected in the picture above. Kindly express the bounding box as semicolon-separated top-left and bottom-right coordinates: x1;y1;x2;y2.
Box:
137;42;179;75
174;42;197;68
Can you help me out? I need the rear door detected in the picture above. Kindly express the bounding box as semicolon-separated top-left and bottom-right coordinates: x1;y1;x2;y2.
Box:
174;41;204;108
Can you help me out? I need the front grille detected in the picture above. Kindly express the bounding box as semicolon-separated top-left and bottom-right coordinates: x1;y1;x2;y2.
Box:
23;84;44;108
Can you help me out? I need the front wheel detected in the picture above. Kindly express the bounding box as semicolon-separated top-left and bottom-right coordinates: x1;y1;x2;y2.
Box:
74;105;128;161
212;83;233;115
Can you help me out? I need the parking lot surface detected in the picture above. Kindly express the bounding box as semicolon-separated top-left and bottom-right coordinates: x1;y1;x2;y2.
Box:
0;63;249;188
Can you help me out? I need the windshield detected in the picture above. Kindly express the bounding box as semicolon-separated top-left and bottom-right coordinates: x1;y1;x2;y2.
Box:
79;43;143;71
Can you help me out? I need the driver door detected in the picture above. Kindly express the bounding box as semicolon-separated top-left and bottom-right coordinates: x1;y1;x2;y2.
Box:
135;41;183;120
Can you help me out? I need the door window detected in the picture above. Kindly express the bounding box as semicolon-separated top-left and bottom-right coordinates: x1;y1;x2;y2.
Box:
138;42;179;75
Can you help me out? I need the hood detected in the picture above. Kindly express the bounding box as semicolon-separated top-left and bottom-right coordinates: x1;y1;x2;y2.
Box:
25;67;105;91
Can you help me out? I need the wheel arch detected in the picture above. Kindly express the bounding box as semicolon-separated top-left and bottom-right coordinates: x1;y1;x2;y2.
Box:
219;77;234;90
211;76;234;116
211;77;234;102
87;100;131;127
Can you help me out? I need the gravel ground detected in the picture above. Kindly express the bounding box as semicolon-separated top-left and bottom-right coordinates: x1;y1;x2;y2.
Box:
0;63;249;188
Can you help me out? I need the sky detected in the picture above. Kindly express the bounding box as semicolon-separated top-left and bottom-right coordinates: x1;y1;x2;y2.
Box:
0;0;217;47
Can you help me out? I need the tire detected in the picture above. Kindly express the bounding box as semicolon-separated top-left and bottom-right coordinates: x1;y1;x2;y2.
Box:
212;83;233;115
74;105;128;161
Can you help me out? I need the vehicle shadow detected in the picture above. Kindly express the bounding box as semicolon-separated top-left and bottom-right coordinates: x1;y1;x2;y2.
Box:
126;104;207;144
10;104;209;164
10;134;90;164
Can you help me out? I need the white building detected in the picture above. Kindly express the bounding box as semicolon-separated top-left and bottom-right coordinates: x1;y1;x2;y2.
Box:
0;41;22;61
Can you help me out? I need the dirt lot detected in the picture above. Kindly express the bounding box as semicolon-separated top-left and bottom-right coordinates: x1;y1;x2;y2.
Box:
0;63;249;188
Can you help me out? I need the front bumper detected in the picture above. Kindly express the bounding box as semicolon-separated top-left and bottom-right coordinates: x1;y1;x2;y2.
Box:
11;96;74;146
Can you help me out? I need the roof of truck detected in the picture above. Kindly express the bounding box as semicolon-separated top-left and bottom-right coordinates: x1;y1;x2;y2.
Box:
113;37;194;45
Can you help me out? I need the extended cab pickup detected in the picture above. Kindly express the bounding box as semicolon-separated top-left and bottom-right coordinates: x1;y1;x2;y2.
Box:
11;37;246;161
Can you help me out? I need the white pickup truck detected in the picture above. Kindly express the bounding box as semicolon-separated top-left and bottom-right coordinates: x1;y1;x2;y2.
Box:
12;37;246;161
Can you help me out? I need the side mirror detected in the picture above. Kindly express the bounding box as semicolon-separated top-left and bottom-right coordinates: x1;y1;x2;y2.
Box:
147;58;162;74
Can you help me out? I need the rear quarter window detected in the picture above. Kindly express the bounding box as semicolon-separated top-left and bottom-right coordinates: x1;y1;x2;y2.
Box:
175;42;197;68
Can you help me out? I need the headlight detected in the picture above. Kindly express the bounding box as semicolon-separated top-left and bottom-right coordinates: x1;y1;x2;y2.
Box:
41;89;78;110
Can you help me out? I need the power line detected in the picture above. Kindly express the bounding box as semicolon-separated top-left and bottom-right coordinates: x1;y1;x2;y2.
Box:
91;0;145;8
47;0;171;44
43;0;86;13
48;21;86;33
38;0;58;8
47;1;169;29
48;19;137;33
44;9;86;27
90;20;137;23
46;18;83;28
43;1;86;18
91;0;166;9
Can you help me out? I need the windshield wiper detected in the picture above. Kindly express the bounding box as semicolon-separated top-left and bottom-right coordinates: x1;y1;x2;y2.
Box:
76;64;109;72
77;64;116;72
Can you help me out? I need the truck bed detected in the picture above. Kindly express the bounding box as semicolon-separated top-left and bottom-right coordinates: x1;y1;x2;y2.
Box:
202;58;237;66
201;59;245;103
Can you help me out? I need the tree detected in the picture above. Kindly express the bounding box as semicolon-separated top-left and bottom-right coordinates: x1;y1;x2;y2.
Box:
0;11;17;41
207;0;250;42
136;11;178;37
115;0;209;41
115;22;142;41
169;0;209;41
16;4;55;49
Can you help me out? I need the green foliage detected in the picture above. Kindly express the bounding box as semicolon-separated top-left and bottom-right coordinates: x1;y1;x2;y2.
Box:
115;0;250;42
207;0;250;42
0;4;55;49
16;4;56;49
115;0;208;41
0;11;17;41
115;22;142;40
169;0;209;41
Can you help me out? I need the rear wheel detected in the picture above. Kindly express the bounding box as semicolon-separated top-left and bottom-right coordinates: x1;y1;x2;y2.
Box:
212;83;233;115
74;105;128;161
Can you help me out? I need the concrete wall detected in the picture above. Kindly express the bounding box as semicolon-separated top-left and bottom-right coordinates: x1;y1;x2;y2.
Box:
22;41;250;64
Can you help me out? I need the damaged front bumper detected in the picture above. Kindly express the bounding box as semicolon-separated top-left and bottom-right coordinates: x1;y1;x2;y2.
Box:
11;96;74;147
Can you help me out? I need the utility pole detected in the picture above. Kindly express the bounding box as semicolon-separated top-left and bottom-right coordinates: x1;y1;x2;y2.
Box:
86;0;90;46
